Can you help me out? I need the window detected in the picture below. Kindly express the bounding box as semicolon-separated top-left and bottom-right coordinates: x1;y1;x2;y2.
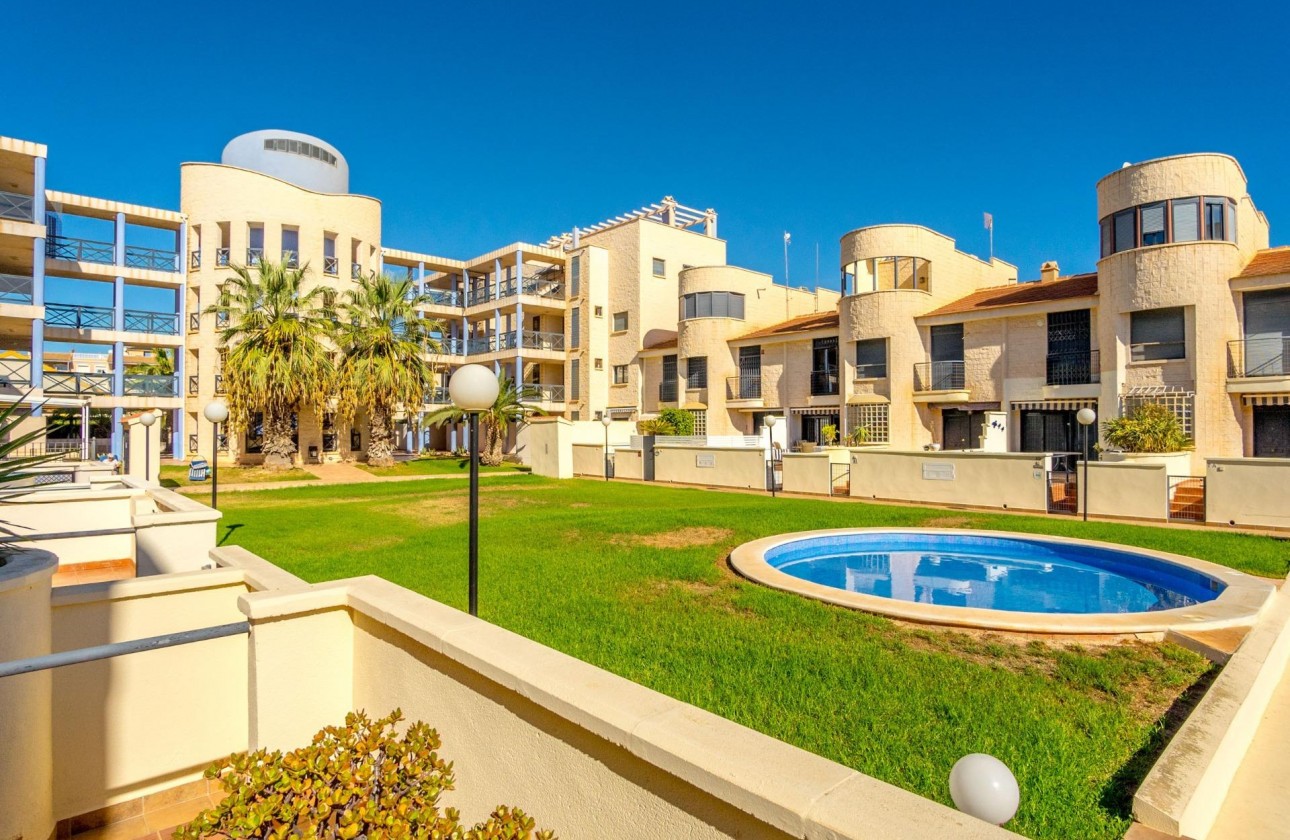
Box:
660;355;678;401
570;359;581;400
245;411;264;453
854;338;887;379
845;257;931;293
1205;198;1227;241
652;258;666;277
811;337;839;396
1113;209;1136;253
1102;195;1238;254
846;404;889;444
686;357;707;389
1100;218;1113;258
594;306;603;317
680;292;745;320
1140;203;1166;246
1130;307;1186;361
612;311;628;332
263;137;338;166
248;224;264;264
281;228;299;267
570;256;580;296
594;358;603;371
1171;198;1199;242
570;306;581;348
613;364;628;384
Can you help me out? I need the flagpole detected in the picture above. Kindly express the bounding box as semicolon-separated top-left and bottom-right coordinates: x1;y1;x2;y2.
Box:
783;232;791;320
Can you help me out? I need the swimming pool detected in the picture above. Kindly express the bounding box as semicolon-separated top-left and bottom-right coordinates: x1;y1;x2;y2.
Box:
729;529;1274;636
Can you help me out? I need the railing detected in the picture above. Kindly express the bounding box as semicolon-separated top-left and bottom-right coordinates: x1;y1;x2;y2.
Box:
520;273;564;299
726;374;761;400
428;337;463;356
323;256;339;276
1046;470;1078;515
653;435;763;448
913;360;965;392
47;235;114;265
45;302;113;330
0;273;33;304
352;262;363;280
283;250;299;269
810;368;839;396
0;359;31;386
188;374;198;395
5;438;111;460
0;190;34;222
247;247;263;265
659;382;678;402
521;330;565;352
44;372;113;395
125;244;179;272
188;433;198;453
214;374;226;394
216;247;230;267
424;288;462;307
216;311;229;329
465;336;494;356
1168;476;1206;523
426;386;451;404
1228;337;1290;378
533;384;566;402
1046;349;1100;386
189;312;200;332
190;250;201;269
830;463;850;496
124;374;178;397
124;309;179;335
189;433;231;453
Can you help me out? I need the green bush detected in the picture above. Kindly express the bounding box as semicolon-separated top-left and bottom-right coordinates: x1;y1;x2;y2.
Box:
820;424;839;446
178;709;554;840
635;418;675;435
656;408;695;436
1102;403;1193;453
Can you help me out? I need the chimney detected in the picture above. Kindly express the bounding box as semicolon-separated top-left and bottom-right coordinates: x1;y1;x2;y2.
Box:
1040;261;1060;283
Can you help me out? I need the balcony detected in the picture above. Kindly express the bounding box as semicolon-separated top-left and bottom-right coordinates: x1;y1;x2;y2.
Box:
124;374;178;398
190;250;201;270
428;337;464;357
352;262;362;280
45;237;179;272
188;374;198;396
215;373;226;395
467;273;565;307
124;309;179;335
0;359;31;386
0;274;33;304
216;248;230;268
426;386;451;404
125;245;179;272
45;372;113;396
521;330;565;352
424;288;462;307
45;302;113;330
189;312;200;332
0;190;34;222
533;384;566;403
283;250;299;269
1229;337;1290;379
1046;349;1100;386
913;360;965;392
726;374;762;401
659;381;678;403
323;256;339;276
810;368;840;396
465;336;494;356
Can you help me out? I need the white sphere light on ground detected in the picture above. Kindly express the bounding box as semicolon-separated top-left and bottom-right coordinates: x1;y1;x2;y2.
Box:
138;411;157;427
203;400;229;424
1077;407;1097;426
949;753;1019;825
449;364;500;411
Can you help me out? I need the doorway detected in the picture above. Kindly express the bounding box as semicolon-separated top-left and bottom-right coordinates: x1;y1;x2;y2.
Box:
1254;406;1290;457
941;409;985;450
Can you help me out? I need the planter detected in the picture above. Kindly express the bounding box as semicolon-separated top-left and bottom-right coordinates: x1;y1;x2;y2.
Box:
1100;451;1193;472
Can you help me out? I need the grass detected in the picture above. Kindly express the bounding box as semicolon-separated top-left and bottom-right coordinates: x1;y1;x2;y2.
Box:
355;456;530;478
214;477;1289;839
159;463;318;488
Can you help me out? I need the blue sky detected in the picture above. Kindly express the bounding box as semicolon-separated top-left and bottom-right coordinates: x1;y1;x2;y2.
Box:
8;0;1289;296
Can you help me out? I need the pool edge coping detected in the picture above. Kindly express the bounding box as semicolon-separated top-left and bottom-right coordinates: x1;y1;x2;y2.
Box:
728;528;1276;636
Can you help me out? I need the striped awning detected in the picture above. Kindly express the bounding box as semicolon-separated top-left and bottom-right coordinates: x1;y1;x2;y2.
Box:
790;407;840;416
1010;398;1098;411
1243;394;1290;406
606;406;637;417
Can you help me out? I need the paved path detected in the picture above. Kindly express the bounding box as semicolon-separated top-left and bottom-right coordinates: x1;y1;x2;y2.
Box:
1208;665;1290;840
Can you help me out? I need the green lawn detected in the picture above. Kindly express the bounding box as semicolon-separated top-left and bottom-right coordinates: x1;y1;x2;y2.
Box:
215;477;1289;839
160;464;318;488
355;456;530;477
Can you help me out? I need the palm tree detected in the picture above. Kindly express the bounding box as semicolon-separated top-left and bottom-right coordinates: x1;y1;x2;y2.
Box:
125;348;174;376
205;259;335;469
334;273;443;466
427;373;545;466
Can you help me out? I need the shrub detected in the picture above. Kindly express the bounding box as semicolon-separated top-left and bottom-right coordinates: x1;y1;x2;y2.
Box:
178;709;554;840
657;408;695;436
1102;403;1193;453
820;424;838;446
846;426;871;446
635;418;675;435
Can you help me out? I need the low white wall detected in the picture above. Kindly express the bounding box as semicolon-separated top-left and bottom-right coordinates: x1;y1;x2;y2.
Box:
1083;462;1168;521
654;446;768;490
1;486;135;566
615;447;644;480
849;450;1048;512
129;482;223;575
1207;458;1290;529
781;453;831;495
573;442;608;477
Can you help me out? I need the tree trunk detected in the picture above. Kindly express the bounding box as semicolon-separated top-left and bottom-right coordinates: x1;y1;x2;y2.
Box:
480;418;506;466
261;406;297;470
366;407;396;467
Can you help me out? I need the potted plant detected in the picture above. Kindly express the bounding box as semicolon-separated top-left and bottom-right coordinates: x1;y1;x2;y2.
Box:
1100;403;1194;470
820;424;839;447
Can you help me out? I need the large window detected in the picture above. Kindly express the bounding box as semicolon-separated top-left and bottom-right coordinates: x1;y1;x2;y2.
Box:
1101;196;1237;257
681;291;745;320
686;356;708;389
843;256;930;294
1130;307;1186;361
811;337;839;396
854;338;887;379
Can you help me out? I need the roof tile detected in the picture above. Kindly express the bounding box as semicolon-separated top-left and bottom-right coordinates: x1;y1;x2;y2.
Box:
734;311;839;341
923;273;1098;318
1237;247;1290;279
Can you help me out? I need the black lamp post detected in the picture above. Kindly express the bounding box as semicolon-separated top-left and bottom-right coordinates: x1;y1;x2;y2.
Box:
204;400;229;509
1077;407;1097;522
601;414;612;481
765;415;778;497
449;364;499;617
139;410;157;484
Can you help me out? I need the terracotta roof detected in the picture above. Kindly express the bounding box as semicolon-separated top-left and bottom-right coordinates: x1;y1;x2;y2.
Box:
923;273;1098;318
641;330;678;351
735;311;840;341
1237;247;1290;279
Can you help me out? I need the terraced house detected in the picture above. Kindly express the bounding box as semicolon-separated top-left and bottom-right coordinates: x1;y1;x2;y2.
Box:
1;134;1286;468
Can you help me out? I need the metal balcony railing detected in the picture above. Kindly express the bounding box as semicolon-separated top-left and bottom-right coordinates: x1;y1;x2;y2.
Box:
283;250;299;269
216;248;230;267
521;330;565;351
214;374;226;395
126;245;179;272
428;337;463;356
1228;337;1290;378
913;360;965;392
659;382;678;402
216;312;229;329
1046;349;1101;386
0;274;33;304
45;372;113;395
46;236;114;265
247;247;263;265
726;374;762;400
188;312;200;332
188;433;198;454
810;367;839;396
0;190;34;222
423;288;461;307
534;384;566;402
124;309;179;335
0;359;31;386
188;374;198;395
190;250;201;269
46;302;113;330
465;336;494;356
124;374;178;397
426;386;451;404
351;262;362;280
323;256;339;276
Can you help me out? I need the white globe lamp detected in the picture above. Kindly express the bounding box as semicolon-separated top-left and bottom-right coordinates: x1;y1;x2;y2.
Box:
949;753;1019;826
202;400;229;509
449;364;499;411
203;400;229;424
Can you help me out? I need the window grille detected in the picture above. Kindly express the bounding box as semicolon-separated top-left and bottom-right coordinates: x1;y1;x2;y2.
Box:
1120;390;1194;438
846;404;890;444
688;410;707;435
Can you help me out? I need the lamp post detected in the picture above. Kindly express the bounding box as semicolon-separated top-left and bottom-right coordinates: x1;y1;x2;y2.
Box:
765;415;778;497
449;364;500;618
203;400;229;510
601;414;612;481
138;410;157;485
1077;407;1097;522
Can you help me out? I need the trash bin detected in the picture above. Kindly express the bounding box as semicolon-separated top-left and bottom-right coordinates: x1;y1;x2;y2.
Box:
188;457;210;482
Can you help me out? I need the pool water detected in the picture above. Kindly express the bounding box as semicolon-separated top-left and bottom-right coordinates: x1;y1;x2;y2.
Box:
765;532;1222;615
